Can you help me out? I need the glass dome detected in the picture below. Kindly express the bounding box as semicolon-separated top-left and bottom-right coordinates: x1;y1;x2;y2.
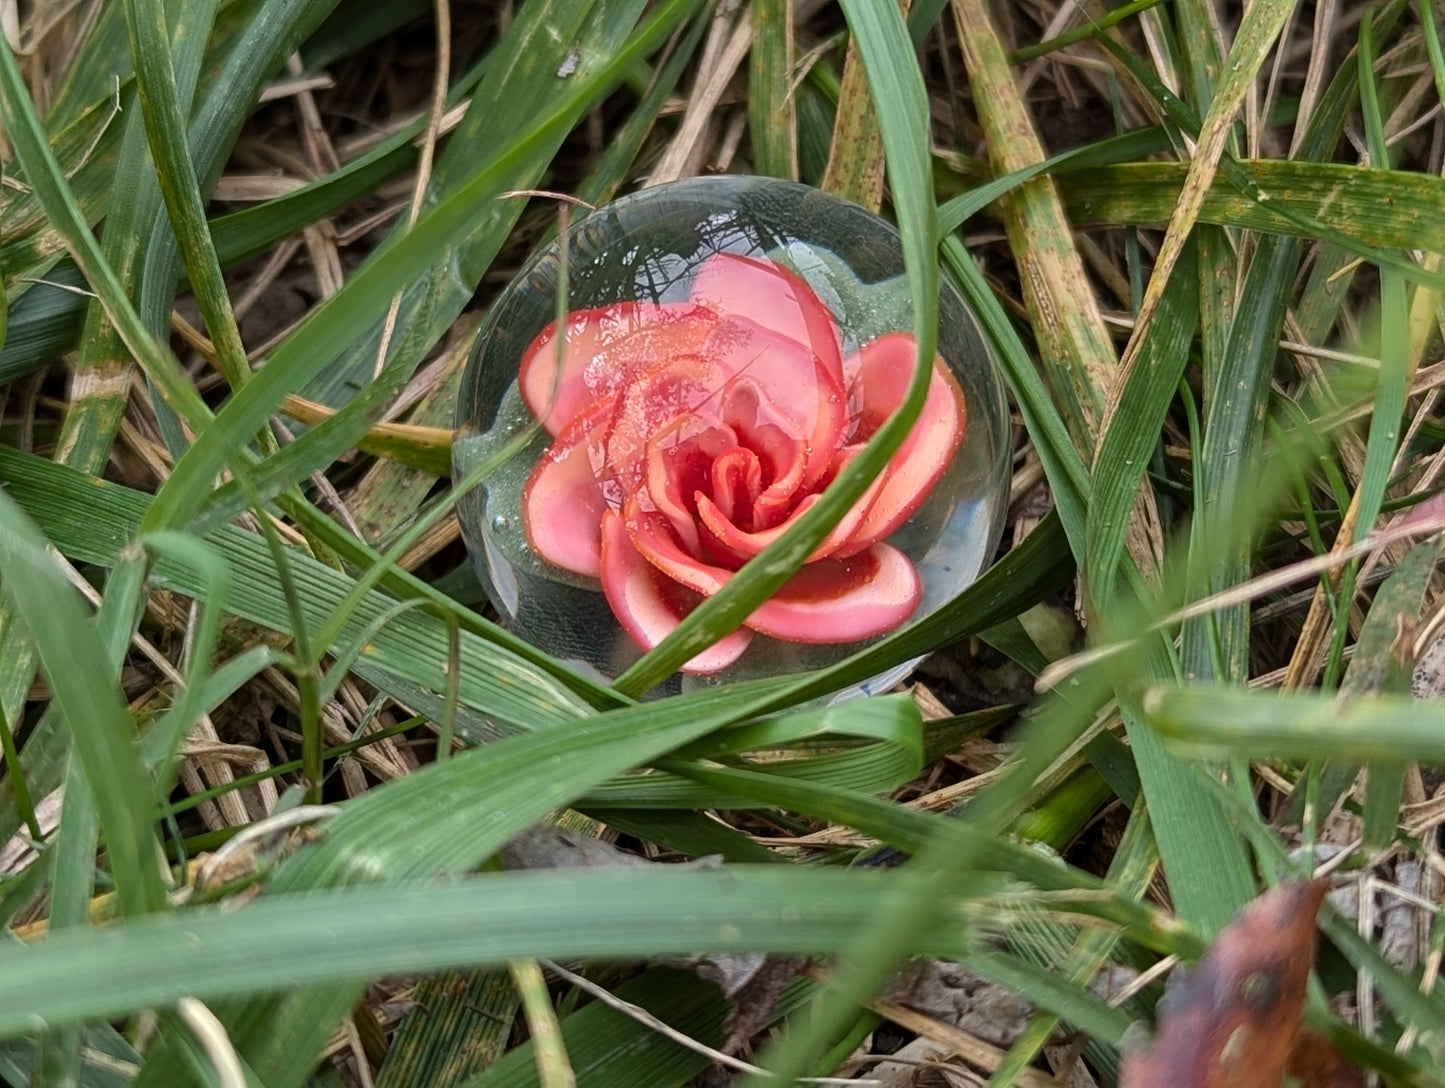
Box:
455;176;1010;691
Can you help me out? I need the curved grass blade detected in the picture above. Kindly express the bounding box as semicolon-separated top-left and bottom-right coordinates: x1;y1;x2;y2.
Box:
936;127;1172;235
293;0;655;412
615;0;941;693
142;690;902;1085
0;867;967;1040
464;968;811;1088
1084;243;1199;608
0;24;229;453
951;0;1121;458
1145;684;1445;763
661;752;1194;956
122;0;250;392
581;693;923;807
143;0;697;534
128;0;347;338
60;0;220;475
1011;0;1164;63
734;0;990;1077
0;446;597;733
0;490;165;917
0;3;239;751
1060;160;1445;255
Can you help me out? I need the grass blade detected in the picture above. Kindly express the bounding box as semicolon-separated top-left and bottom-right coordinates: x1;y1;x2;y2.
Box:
0;490;164;916
0;867;967;1038
748;0;796;178
616;0;942;691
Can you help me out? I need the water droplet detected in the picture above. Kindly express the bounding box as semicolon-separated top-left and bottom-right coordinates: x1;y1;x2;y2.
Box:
491;514;511;531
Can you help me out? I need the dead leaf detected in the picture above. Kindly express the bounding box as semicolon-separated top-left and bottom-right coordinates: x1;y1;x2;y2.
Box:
1121;880;1330;1087
1285;1029;1364;1087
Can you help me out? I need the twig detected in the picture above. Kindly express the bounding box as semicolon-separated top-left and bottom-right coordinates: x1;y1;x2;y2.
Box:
539;959;874;1084
372;0;452;378
176;998;246;1088
1037;514;1445;691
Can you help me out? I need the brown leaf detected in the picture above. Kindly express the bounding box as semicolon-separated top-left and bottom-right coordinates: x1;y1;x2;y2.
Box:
1121;880;1329;1088
1286;1029;1365;1088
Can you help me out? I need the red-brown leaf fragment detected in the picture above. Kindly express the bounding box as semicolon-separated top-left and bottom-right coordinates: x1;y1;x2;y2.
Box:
1285;1029;1365;1087
1120;880;1330;1088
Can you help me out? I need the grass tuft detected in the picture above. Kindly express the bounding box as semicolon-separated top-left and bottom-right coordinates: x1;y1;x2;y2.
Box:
3;1;1445;1084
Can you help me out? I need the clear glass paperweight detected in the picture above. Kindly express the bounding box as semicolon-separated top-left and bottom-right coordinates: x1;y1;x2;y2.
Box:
455;176;1010;690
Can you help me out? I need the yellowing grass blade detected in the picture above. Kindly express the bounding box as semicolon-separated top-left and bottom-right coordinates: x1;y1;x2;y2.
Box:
1116;0;1296;368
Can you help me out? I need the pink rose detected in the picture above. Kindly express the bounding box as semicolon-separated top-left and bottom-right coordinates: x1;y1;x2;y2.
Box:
518;253;966;674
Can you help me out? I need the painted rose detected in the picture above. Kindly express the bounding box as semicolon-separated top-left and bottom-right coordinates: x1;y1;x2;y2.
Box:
518;253;965;673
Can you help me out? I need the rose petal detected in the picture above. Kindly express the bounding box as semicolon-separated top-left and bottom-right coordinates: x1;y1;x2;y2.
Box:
751;543;920;642
694;486;874;564
605;355;723;496
519;302;716;434
689;253;845;388
702;316;845;488
718;379;807;528
838;332;966;552
522;397;617;576
709;447;763;529
599;510;752;674
627;500;748;597
627;503;920;642
644;412;738;554
693;439;894;566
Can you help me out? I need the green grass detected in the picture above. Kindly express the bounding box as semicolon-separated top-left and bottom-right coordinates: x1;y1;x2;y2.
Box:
3;0;1445;1084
